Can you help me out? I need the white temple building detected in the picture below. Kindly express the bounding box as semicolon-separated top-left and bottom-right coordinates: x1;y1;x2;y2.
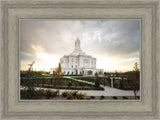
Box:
50;38;103;75
50;37;103;75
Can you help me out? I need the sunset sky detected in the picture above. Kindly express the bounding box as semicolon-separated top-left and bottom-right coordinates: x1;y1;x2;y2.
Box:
20;20;140;72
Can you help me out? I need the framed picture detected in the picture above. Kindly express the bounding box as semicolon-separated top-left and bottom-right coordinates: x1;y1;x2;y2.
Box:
0;0;159;120
20;20;140;101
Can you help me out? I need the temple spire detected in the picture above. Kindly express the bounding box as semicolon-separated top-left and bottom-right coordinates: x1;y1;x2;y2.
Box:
75;37;81;50
76;37;80;42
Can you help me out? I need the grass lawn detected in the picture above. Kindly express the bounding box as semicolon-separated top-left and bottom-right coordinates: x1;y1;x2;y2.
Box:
63;77;78;82
72;76;95;82
35;74;52;78
62;78;95;87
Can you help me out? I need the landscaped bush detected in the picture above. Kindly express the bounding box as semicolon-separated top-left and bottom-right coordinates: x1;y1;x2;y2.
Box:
20;89;45;99
68;82;72;88
62;91;86;100
36;89;45;96
44;90;58;99
136;96;140;99
53;91;58;97
72;91;78;98
100;95;105;100
122;96;128;99
20;89;35;99
112;96;118;100
62;91;68;97
66;92;74;100
20;90;29;99
44;90;53;99
76;93;86;100
90;96;95;99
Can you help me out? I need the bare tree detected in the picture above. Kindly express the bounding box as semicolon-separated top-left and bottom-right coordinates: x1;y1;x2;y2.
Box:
25;60;36;99
53;63;63;95
95;73;100;88
130;62;140;99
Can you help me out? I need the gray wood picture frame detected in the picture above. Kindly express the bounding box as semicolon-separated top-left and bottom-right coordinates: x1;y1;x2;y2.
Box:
0;0;159;119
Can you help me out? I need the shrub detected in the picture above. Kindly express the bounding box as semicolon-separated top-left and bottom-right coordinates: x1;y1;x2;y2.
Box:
122;96;128;99
20;89;36;99
21;89;46;99
79;82;83;86
65;91;86;100
44;90;58;99
72;91;78;98
77;93;86;100
53;91;58;97
112;96;118;100
36;89;45;96
62;91;68;97
68;82;72;88
120;79;124;89
100;95;105;100
44;90;53;99
137;96;140;99
95;75;100;88
90;96;95;99
67;93;74;100
20;90;29;99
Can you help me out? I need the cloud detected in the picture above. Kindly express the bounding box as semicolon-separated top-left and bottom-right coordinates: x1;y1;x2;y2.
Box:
20;20;140;71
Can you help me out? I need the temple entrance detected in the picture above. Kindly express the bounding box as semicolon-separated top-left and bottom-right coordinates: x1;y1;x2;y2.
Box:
88;70;92;75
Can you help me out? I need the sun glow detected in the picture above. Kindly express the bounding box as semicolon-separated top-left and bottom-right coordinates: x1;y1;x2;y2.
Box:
30;52;61;71
96;55;136;72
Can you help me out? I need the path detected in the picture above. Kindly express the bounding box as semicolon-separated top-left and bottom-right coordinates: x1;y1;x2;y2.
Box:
64;76;140;96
